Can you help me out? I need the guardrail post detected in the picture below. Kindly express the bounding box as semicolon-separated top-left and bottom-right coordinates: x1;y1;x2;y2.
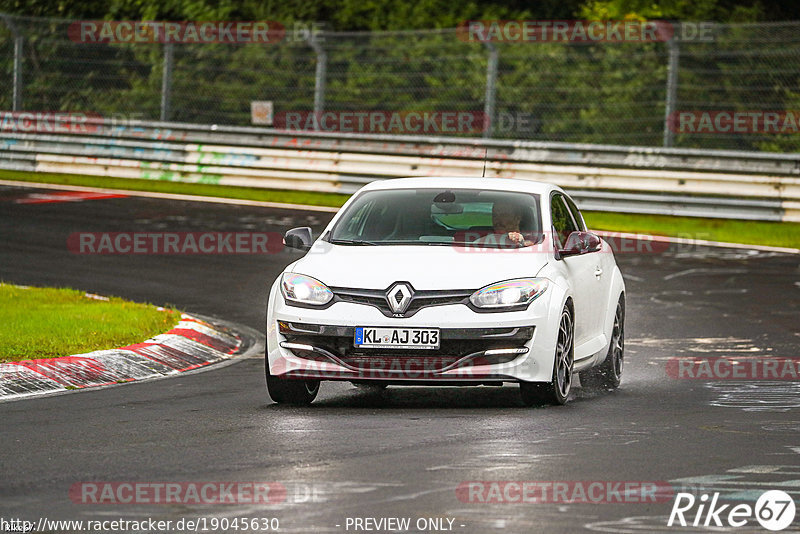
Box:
2;16;23;111
160;42;174;121
482;42;498;138
662;35;680;147
309;33;327;129
12;35;23;111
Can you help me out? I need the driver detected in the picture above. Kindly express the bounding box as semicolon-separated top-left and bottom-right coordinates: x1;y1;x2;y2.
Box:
473;200;533;247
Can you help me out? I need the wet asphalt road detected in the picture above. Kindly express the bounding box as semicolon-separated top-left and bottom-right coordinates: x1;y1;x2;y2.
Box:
1;184;799;534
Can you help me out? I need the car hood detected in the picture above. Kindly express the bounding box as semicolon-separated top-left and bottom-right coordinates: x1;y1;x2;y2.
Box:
290;242;550;290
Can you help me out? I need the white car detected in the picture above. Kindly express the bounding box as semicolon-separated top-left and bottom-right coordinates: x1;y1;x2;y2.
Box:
266;177;625;406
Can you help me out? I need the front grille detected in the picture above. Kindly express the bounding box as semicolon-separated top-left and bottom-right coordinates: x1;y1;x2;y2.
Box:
331;286;472;317
279;322;534;371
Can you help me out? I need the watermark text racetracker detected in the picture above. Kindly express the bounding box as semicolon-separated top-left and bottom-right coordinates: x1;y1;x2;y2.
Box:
456;481;674;504
0;111;173;133
70;482;286;504
69;21;286;43
273;110;542;135
669;110;800;134
0;112;101;134
274;111;487;135
667;357;800;380
68;481;369;506
68;232;285;255
457;20;717;43
451;231;715;255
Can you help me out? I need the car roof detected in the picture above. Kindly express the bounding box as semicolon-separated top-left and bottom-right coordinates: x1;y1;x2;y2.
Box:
360;176;562;195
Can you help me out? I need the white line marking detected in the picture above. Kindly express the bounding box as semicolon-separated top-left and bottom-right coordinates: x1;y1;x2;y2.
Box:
0;179;340;213
595;230;799;254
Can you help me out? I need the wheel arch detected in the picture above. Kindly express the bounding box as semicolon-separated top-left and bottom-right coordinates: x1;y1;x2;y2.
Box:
601;265;626;351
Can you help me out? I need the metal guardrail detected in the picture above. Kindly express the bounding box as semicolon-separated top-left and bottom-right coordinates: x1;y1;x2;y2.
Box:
68;119;800;175
570;190;784;221
1;118;799;222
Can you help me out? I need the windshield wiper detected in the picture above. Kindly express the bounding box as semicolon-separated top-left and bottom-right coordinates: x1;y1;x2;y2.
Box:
328;238;379;246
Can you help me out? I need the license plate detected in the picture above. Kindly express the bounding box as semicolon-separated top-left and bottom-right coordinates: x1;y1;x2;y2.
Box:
354;327;440;349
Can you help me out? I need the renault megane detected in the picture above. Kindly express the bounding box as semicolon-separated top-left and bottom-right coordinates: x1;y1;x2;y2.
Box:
265;177;625;406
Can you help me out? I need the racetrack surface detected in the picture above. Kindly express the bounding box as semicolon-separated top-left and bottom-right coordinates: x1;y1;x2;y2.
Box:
1;184;799;533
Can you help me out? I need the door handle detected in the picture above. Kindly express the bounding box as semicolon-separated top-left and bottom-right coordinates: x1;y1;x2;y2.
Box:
594;267;603;278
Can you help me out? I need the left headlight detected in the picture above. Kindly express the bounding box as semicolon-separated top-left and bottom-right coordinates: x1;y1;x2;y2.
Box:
470;278;548;310
281;273;333;306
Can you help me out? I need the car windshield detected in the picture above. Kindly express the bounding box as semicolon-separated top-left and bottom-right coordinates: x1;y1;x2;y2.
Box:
328;188;543;248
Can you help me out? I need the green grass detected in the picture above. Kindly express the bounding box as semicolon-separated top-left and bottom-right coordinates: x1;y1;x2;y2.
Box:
0;284;181;362
3;169;799;249
583;211;800;250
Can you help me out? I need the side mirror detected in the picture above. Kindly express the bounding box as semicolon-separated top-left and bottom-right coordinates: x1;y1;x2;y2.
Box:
283;227;312;251
559;231;601;258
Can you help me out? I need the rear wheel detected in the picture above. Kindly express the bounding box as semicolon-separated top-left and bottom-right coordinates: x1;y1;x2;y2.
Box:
265;355;320;405
520;304;574;406
580;296;624;390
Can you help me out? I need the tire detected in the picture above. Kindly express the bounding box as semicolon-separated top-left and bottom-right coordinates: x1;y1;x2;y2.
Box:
580;295;625;390
265;355;320;405
519;304;574;406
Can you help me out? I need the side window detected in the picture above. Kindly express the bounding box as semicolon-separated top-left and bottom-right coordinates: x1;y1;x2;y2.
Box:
564;195;586;231
551;194;578;248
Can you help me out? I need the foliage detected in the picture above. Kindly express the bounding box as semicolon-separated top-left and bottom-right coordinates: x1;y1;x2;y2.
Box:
0;1;798;150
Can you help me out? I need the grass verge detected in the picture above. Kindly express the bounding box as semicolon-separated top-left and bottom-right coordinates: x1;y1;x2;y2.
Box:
0;283;181;362
0;169;350;208
583;211;800;250
3;169;799;250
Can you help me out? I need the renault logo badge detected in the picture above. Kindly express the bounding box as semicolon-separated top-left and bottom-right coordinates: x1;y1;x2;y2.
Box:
386;283;413;314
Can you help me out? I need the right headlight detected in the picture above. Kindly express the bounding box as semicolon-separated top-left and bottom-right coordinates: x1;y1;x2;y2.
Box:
469;278;548;310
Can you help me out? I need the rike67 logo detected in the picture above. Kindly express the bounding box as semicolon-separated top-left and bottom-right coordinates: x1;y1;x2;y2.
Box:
668;490;796;531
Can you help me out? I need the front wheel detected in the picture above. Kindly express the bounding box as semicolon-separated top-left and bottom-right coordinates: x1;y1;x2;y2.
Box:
520;304;574;406
579;295;624;390
265;355;320;405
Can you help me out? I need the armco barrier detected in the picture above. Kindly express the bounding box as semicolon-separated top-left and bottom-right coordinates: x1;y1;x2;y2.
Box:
1;118;799;222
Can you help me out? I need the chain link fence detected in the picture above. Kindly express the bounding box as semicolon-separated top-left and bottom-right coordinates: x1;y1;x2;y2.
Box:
1;14;799;151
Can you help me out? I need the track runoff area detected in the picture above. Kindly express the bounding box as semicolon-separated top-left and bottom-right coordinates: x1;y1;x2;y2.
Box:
0;182;798;533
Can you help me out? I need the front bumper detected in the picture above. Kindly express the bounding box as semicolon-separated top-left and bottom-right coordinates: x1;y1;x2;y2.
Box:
279;321;532;381
266;279;562;383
